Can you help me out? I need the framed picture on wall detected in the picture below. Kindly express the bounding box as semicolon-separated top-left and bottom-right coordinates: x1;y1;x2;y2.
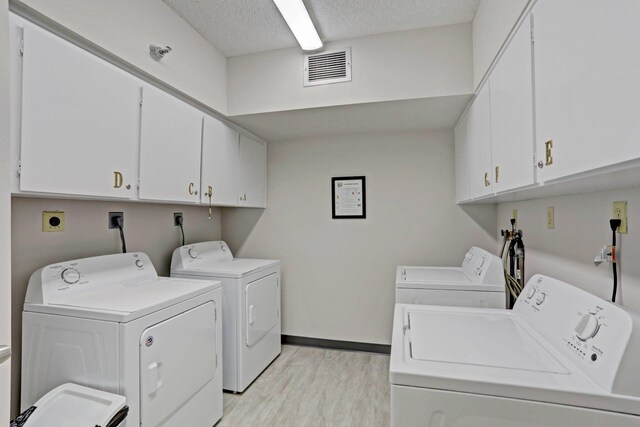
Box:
332;176;366;219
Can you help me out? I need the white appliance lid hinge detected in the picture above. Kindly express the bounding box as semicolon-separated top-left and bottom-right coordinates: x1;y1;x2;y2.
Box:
17;159;21;176
18;38;24;56
137;178;141;190
139;89;144;106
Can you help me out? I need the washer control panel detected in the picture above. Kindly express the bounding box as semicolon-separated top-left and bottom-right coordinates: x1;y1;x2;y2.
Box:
460;247;504;285
515;275;634;392
26;252;157;305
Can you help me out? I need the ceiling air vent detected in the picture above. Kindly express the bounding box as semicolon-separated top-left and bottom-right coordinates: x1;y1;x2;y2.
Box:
304;48;352;87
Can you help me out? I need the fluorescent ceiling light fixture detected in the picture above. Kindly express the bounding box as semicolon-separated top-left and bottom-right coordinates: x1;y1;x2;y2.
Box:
273;0;323;51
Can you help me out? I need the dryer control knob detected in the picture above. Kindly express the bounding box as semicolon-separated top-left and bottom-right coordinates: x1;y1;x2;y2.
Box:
135;259;144;268
526;286;537;299
535;292;546;305
575;313;600;341
61;268;80;284
188;248;198;259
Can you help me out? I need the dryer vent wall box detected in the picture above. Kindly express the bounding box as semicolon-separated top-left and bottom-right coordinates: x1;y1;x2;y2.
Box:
396;246;506;308
171;240;281;392
390;275;640;424
21;252;223;427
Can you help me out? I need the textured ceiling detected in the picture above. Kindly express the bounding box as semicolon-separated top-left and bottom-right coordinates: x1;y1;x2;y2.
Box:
229;95;471;141
162;0;480;57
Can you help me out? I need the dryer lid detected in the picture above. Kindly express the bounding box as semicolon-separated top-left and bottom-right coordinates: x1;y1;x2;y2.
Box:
173;258;280;279
24;277;220;322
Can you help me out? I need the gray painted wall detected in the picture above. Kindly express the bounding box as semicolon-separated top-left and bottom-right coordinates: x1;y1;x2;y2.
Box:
10;198;221;415
497;187;640;311
222;130;497;345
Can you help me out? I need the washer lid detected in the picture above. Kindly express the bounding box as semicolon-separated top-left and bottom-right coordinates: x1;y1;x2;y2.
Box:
408;310;567;374
24;277;220;322
23;383;126;427
396;266;504;292
390;304;640;416
172;258;280;279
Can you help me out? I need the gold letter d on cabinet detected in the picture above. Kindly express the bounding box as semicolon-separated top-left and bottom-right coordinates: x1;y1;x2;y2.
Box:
113;171;123;188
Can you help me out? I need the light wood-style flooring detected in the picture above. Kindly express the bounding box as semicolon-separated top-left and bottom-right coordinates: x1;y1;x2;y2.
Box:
217;345;390;426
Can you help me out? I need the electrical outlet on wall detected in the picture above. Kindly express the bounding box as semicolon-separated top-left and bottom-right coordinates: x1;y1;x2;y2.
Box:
547;207;554;229
43;211;64;232
612;201;628;233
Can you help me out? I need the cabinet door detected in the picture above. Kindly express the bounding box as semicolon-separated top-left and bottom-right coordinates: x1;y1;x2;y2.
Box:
20;23;139;198
467;84;493;199
139;85;203;203
238;135;267;208
201;116;239;207
454;110;470;203
533;0;640;182
490;17;535;193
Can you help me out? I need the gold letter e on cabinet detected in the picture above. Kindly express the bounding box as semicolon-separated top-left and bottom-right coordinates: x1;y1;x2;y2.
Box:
113;171;123;188
545;140;554;166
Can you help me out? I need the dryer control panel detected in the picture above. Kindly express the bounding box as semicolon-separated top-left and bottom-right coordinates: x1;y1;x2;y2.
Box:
171;241;233;270
515;275;639;396
25;252;157;305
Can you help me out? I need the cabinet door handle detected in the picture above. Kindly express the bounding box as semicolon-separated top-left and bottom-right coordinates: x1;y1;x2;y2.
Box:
188;182;195;195
495;166;499;183
0;346;11;364
484;172;490;187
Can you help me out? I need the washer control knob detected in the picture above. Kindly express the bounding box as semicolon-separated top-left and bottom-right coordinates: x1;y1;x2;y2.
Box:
188;248;198;259
135;259;144;268
575;313;600;341
535;292;546;305
61;268;80;284
526;286;537;299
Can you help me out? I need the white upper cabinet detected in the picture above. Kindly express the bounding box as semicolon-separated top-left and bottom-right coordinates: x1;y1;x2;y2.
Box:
139;85;203;203
19;23;140;198
201;116;239;207
454;110;470;203
238;135;267;208
533;0;640;182
489;17;535;193
467;84;493;199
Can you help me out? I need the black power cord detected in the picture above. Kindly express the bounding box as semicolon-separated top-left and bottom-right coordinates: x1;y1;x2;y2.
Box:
112;215;127;253
610;219;621;303
176;214;185;246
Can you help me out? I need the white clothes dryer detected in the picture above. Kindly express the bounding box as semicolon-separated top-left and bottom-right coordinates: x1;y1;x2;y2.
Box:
21;253;223;427
396;246;506;308
390;274;640;426
171;241;281;393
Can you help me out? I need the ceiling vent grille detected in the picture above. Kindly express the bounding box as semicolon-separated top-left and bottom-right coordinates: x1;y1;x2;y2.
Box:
304;48;352;87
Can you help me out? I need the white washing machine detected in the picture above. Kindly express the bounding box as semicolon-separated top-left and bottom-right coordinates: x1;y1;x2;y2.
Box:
171;241;281;393
396;246;506;308
21;252;223;427
390;274;640;426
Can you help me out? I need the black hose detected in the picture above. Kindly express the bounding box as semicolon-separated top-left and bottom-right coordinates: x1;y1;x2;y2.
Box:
179;223;185;246
117;224;127;253
612;227;617;303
